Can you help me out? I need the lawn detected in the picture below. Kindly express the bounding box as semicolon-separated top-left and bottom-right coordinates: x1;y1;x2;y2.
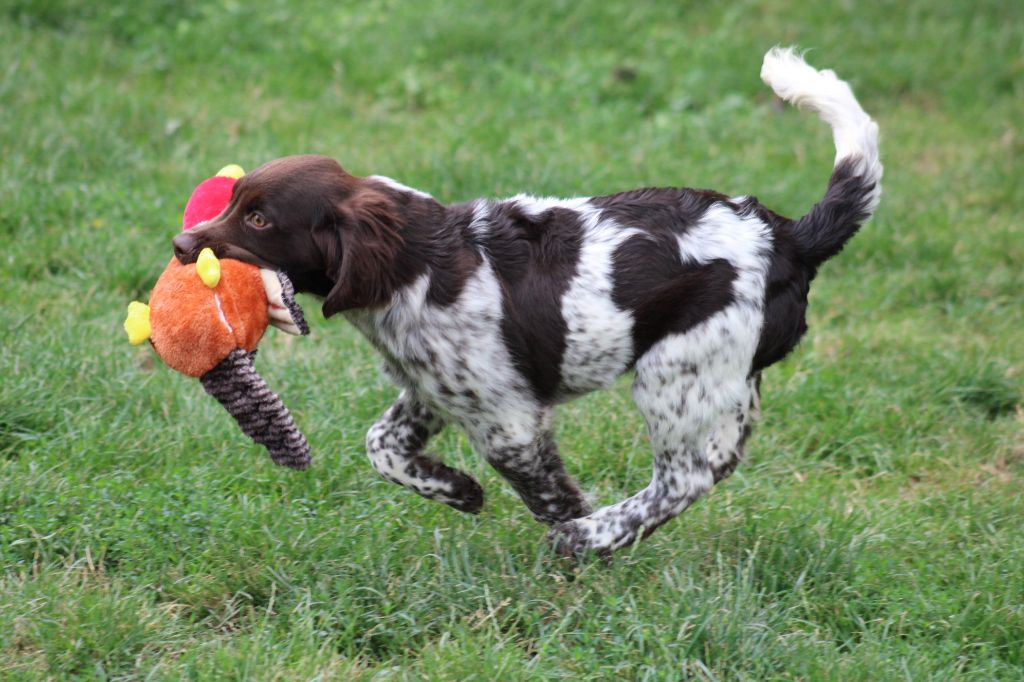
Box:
1;0;1022;679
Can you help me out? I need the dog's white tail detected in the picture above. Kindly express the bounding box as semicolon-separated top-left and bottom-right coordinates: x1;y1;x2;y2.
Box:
761;47;882;266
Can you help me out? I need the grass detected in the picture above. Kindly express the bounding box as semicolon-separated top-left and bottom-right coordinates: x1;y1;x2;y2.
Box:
1;0;1022;678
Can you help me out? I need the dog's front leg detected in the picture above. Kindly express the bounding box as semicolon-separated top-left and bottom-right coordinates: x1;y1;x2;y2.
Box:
467;409;592;525
365;391;484;514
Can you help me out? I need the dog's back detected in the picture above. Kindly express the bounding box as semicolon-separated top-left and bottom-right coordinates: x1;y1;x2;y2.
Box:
459;188;776;403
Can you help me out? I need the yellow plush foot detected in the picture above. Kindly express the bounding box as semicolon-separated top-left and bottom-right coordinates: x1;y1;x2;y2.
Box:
124;301;152;345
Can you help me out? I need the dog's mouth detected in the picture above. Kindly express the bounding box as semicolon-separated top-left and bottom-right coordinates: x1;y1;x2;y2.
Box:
174;240;277;271
210;244;278;270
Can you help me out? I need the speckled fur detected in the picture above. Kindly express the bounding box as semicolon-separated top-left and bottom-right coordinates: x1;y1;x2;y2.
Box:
349;190;775;555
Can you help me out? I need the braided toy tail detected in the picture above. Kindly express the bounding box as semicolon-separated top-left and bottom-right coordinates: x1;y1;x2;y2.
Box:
199;348;312;469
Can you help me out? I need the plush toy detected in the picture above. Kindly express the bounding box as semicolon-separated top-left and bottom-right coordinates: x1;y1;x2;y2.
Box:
125;165;312;469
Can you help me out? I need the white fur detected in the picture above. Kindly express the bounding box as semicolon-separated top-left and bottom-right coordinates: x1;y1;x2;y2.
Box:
558;203;642;396
761;47;882;212
507;194;593;216
467;200;492;237
368;175;434;200
677;203;771;305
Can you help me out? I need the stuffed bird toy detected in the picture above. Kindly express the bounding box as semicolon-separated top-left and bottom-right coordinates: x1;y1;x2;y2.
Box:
124;165;312;469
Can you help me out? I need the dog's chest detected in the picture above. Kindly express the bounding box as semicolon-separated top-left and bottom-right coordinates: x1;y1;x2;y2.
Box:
345;265;536;420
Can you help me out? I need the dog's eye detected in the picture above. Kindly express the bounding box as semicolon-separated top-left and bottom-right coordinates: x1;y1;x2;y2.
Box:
247;211;269;229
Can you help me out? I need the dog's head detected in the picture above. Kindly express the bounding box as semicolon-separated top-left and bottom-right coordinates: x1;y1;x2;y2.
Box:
173;155;404;317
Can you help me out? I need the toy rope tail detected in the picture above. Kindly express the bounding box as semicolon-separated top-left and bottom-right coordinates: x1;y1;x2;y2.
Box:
199;348;312;469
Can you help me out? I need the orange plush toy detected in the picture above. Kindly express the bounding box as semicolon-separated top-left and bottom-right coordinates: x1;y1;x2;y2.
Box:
125;165;312;469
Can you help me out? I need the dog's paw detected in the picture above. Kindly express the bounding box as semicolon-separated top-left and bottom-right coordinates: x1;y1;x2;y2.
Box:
437;471;484;515
547;519;612;562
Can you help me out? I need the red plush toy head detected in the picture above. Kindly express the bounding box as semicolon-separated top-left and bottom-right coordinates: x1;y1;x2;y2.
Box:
182;166;241;230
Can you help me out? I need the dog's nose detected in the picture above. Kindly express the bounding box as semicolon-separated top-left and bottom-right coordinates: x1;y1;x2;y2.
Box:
173;232;199;263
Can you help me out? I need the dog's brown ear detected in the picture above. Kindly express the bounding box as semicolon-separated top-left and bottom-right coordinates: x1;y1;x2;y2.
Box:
321;189;404;317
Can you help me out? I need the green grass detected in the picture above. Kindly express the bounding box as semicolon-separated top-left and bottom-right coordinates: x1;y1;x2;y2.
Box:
1;0;1022;678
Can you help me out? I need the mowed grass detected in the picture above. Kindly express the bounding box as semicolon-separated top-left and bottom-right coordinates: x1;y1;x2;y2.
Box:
1;0;1022;678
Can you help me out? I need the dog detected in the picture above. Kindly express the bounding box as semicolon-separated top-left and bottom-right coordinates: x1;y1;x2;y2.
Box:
173;48;881;557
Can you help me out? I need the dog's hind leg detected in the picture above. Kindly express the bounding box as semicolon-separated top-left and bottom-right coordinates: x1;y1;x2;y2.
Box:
365;390;484;514
707;373;761;483
549;334;753;557
466;408;592;525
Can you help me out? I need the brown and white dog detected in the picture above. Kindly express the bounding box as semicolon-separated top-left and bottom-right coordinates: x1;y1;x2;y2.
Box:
173;48;881;557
